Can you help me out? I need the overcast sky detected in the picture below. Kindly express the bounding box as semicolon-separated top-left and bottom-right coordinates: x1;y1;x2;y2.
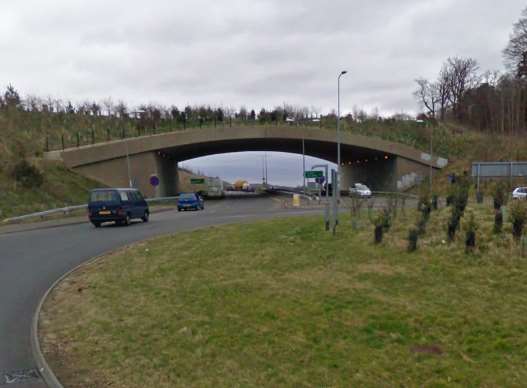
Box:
1;0;524;115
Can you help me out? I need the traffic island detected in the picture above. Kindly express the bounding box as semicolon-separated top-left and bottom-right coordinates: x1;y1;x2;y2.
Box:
39;210;527;387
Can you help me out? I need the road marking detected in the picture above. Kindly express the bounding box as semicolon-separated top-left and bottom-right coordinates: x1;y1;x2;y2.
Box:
1;368;41;385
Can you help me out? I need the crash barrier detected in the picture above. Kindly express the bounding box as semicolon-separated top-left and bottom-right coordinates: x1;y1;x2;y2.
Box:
1;196;180;225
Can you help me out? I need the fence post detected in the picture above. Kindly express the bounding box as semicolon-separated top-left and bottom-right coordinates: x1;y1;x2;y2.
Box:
45;136;49;152
230;117;232;127
214;118;217;128
61;135;65;150
76;132;80;147
91;128;95;144
107;128;110;141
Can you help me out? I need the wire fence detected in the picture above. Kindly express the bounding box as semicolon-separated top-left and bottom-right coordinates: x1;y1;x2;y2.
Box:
44;119;324;152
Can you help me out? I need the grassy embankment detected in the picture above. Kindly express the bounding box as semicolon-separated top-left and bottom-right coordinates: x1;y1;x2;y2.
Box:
2;103;527;218
41;198;527;387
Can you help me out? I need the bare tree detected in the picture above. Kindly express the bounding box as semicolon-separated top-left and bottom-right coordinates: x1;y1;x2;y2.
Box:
115;101;128;118
414;78;439;117
445;57;480;120
102;98;114;117
4;84;21;108
503;7;527;75
437;65;451;121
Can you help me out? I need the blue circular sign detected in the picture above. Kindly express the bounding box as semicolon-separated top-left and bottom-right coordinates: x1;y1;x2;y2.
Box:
149;174;160;187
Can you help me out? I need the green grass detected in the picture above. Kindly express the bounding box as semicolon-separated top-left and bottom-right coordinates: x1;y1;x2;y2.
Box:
0;161;101;219
41;201;527;387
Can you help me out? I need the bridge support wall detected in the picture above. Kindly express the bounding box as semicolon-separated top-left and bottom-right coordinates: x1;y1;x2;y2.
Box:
340;156;435;192
73;151;178;198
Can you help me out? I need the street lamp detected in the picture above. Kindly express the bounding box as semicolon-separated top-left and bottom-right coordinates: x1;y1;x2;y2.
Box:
336;70;348;223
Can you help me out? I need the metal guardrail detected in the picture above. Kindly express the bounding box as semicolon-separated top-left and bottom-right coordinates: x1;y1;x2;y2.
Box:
1;196;181;225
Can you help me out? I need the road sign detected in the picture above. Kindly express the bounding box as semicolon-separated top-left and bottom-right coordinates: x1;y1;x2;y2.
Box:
149;174;160;187
305;170;323;179
292;194;300;207
190;178;205;184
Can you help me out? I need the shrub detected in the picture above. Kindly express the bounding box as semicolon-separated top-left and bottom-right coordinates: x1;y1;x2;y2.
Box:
494;209;503;234
370;212;386;244
476;191;484;204
456;184;469;215
493;182;506;210
417;215;427;236
431;194;439;210
510;200;527;241
464;212;478;253
446;193;454;207
381;208;392;231
407;228;419;252
447;207;462;242
350;196;365;229
418;190;432;221
374;224;383;244
10;160;44;188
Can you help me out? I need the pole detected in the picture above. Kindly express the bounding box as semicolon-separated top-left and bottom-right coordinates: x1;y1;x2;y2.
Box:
336;70;347;224
302;136;306;195
429;121;433;191
331;169;338;235
312;164;330;231
262;155;266;185
125;139;132;188
265;152;268;184
477;163;481;192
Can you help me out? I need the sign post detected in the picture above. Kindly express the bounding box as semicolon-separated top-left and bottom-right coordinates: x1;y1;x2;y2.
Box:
311;164;329;231
149;174;160;198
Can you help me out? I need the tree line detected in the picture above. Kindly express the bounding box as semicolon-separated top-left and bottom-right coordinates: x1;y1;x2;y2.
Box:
0;84;326;131
414;7;527;135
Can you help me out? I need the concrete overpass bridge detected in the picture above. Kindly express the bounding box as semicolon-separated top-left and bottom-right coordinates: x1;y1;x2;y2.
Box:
45;126;448;197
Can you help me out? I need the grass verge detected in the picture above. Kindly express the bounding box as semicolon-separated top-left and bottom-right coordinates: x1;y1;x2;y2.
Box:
0;161;102;219
41;205;527;387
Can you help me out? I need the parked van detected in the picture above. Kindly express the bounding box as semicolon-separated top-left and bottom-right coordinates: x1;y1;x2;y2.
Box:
88;188;149;227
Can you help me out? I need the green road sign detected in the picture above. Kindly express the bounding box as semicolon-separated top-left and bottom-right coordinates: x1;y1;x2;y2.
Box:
190;178;205;184
304;170;323;179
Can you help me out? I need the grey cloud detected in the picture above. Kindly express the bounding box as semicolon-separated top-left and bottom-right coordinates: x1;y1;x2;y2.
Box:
1;0;525;113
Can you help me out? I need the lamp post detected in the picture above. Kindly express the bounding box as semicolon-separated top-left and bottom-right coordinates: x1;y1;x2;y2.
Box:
336;70;348;223
429;121;433;192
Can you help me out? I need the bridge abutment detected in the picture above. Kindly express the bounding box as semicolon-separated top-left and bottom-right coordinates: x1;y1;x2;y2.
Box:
340;156;435;192
73;151;178;198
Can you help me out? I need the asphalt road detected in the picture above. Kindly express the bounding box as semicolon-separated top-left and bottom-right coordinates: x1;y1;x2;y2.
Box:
0;196;318;387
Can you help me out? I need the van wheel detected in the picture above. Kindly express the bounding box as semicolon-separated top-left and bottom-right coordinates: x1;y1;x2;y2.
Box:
142;211;149;223
92;222;101;228
122;214;131;226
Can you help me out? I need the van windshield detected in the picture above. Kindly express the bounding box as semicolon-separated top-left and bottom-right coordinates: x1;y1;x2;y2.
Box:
90;190;120;202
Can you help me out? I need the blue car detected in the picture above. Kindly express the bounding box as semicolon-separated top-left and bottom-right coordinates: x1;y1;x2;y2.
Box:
178;192;204;211
88;188;149;227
